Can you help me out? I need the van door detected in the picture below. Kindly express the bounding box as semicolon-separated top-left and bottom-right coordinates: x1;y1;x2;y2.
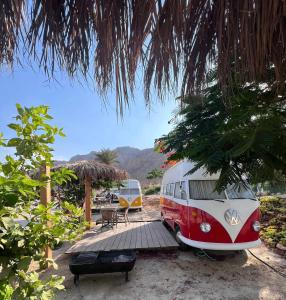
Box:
181;181;190;237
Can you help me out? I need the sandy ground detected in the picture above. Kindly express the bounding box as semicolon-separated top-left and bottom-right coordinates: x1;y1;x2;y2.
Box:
50;196;286;300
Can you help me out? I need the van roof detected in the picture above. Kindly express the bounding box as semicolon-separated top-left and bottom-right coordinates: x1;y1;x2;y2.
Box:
162;159;219;184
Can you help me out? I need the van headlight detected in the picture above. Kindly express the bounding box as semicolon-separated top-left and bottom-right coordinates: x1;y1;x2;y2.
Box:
200;222;211;233
252;221;260;232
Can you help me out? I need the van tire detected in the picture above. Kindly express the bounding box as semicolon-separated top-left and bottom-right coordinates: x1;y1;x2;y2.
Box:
161;213;168;227
161;217;168;227
175;226;188;251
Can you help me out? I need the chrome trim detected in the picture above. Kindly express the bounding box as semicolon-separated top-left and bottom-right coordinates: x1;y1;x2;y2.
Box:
224;208;241;226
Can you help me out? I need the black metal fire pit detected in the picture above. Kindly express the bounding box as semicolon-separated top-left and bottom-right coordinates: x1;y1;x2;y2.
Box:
69;250;136;285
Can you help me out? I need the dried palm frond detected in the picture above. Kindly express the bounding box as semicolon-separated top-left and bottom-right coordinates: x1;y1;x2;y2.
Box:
2;1;286;112
53;160;128;183
0;0;24;66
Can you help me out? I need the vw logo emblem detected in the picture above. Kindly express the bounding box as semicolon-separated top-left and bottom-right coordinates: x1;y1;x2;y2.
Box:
224;209;241;226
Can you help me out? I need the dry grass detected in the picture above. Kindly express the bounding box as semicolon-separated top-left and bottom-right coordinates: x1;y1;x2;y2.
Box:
53;160;127;182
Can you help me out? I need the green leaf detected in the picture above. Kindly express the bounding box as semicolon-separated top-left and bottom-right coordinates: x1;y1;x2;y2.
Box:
22;178;42;187
8;123;20;131
7;138;22;147
1;217;15;229
17;239;25;247
3;193;18;206
17;256;32;271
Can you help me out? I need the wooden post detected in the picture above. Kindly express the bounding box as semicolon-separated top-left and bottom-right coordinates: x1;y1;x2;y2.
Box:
40;164;52;259
84;175;92;229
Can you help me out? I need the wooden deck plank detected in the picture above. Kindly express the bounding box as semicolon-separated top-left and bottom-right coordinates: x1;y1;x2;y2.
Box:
105;227;121;251
135;222;142;249
151;223;167;247
110;228;125;250
146;222;161;248
85;228;114;252
117;225;129;250
140;222;149;248
144;222;153;248
124;223;134;249
129;223;137;249
66;221;178;253
153;222;173;247
157;223;178;247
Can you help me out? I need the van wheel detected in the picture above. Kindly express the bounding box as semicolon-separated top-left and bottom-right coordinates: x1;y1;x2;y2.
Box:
161;216;169;228
175;226;188;251
161;214;168;227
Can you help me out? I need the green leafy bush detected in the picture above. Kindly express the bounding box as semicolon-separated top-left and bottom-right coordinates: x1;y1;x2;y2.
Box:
158;68;286;192
0;105;85;299
260;196;286;247
144;186;161;195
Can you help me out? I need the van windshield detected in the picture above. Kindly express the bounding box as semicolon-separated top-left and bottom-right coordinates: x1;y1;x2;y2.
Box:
226;183;256;199
120;188;140;195
189;180;226;200
189;180;256;200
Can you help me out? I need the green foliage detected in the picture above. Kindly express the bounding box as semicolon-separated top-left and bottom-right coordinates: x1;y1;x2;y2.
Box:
53;179;85;207
0;104;85;299
0;283;13;300
146;169;164;180
95;149;118;165
144;186;161;195
159;68;286;191
260;196;286;247
54;178;120;207
92;179;114;190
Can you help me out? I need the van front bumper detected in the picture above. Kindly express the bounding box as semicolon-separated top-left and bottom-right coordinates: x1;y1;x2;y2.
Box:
177;232;261;250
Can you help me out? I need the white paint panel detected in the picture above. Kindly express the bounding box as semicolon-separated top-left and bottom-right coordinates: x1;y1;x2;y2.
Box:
178;232;261;250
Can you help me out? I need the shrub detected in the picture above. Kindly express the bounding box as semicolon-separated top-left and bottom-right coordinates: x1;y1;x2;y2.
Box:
0;105;85;299
259;196;286;247
144;186;161;195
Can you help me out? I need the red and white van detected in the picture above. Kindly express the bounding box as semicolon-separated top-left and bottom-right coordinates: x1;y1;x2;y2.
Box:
160;160;261;250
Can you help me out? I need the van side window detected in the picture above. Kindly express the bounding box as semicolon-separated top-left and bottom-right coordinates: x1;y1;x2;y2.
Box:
180;181;187;200
188;180;226;200
170;183;175;196
166;184;170;195
174;182;181;198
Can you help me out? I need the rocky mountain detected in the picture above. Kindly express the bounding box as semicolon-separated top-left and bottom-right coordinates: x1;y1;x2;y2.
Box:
68;146;165;184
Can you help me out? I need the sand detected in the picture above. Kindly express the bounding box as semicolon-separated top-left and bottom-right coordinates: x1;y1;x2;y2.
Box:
50;195;286;300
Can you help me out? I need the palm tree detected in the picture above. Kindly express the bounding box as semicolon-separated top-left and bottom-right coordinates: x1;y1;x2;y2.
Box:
95;149;118;166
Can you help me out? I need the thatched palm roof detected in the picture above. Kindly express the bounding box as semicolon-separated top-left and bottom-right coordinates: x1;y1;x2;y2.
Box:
1;1;286;110
53;160;128;182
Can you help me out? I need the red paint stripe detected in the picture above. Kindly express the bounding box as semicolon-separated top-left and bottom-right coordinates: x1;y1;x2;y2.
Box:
235;209;260;243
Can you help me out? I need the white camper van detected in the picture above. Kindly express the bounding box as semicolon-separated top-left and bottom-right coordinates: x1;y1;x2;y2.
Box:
160;160;261;250
118;179;143;209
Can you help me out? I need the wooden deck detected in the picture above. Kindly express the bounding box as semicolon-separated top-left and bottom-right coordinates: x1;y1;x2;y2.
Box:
66;221;178;253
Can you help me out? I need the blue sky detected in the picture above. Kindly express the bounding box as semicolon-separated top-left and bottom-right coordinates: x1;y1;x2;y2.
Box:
0;63;176;161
